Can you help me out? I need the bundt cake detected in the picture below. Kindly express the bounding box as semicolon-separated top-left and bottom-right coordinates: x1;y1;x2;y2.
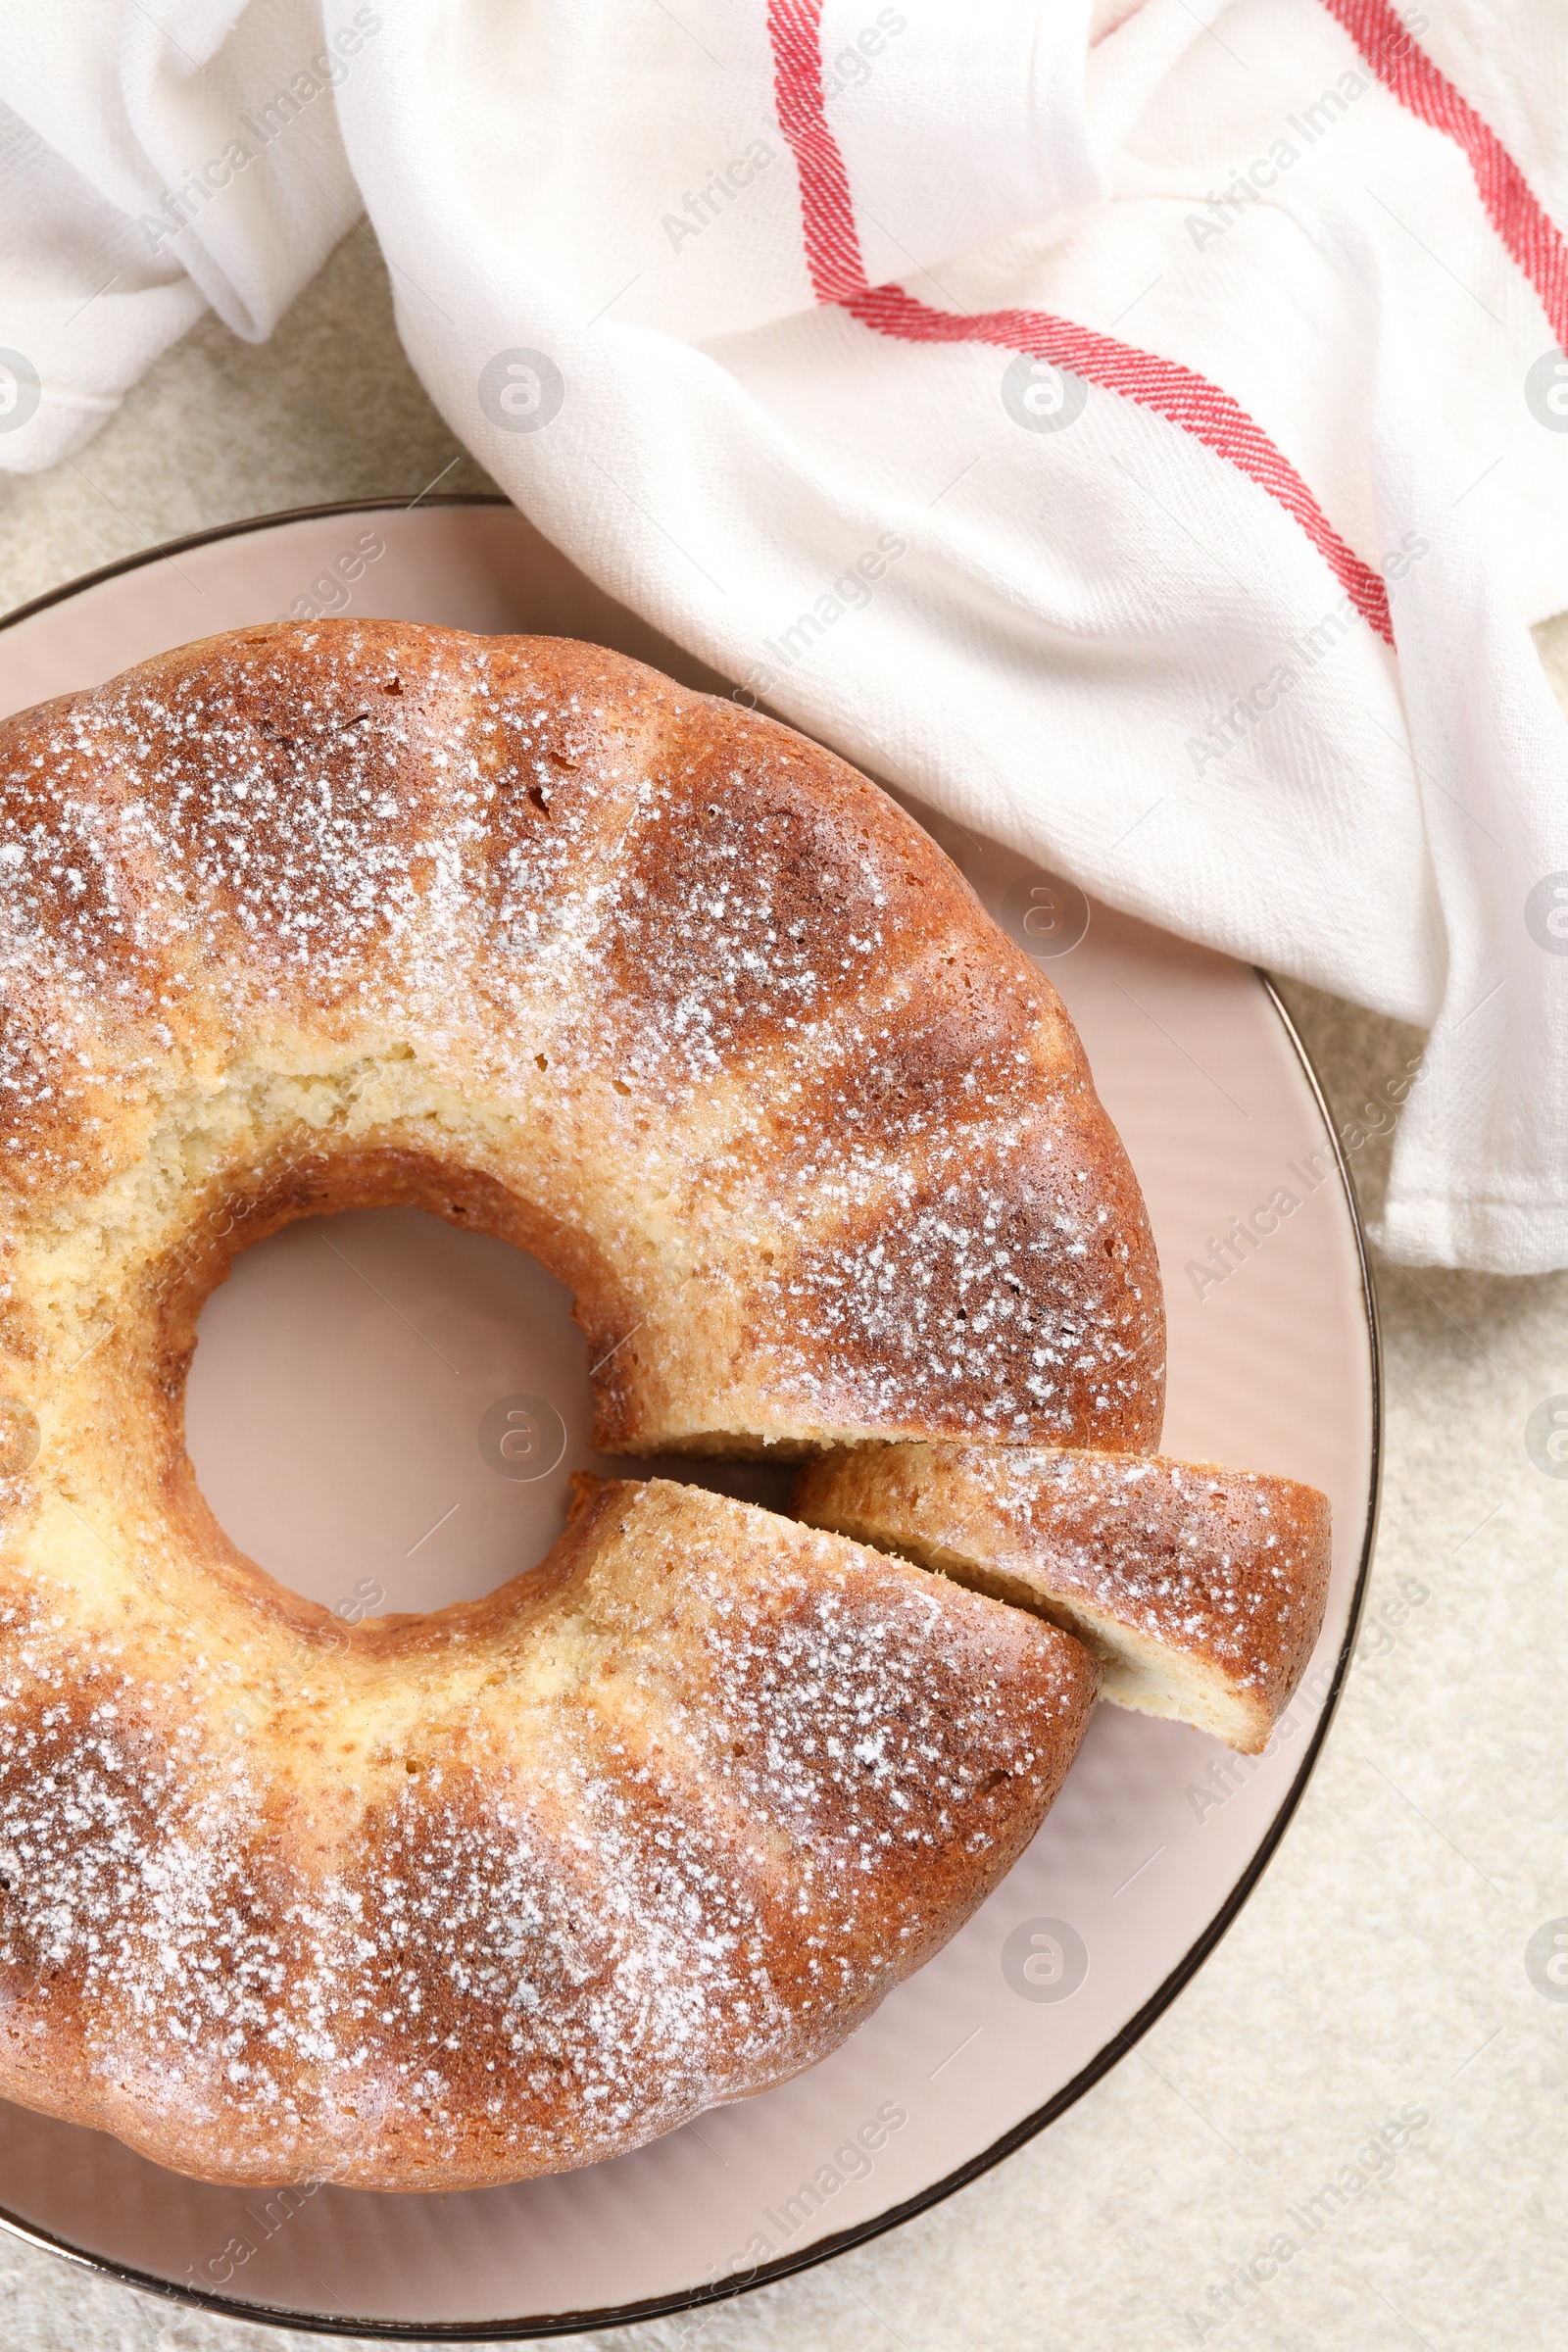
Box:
0;618;1325;2190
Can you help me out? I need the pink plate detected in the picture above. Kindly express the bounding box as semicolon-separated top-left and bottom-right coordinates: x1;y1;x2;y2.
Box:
0;504;1375;2337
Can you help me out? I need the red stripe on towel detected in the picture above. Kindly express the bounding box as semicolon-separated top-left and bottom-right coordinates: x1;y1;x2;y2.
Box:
1320;0;1568;343
764;0;1393;640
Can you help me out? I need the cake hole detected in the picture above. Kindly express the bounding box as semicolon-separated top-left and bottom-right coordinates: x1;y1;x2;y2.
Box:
184;1207;598;1617
184;1205;792;1620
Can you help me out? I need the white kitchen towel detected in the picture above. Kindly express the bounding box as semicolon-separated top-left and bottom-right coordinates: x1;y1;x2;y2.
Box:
2;0;1567;1272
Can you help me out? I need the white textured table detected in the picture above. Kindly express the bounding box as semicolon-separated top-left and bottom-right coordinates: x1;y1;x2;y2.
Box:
0;226;1562;2352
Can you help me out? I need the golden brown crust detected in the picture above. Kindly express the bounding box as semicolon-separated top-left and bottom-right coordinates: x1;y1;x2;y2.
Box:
0;1479;1095;2188
793;1444;1331;1753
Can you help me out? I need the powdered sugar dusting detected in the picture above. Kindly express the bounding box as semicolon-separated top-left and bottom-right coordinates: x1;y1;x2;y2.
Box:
0;1489;1091;2185
0;619;1163;1447
925;1448;1329;1696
